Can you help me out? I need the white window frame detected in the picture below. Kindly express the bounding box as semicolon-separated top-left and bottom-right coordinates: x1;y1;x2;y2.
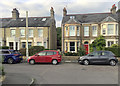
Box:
116;24;118;35
84;26;89;37
38;29;43;37
92;26;97;37
65;26;68;36
77;26;80;36
107;24;114;35
11;29;16;37
29;29;33;37
20;29;25;37
69;26;75;36
37;42;42;46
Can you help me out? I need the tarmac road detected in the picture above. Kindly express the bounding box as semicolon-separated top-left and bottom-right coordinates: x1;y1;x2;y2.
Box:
2;62;119;85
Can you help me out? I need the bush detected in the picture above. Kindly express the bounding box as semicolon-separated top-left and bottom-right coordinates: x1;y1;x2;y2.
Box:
0;46;9;49
19;46;45;56
64;52;78;56
29;46;44;56
78;46;86;56
105;47;120;57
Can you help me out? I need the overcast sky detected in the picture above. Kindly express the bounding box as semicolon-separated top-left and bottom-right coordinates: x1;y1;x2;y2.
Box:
0;0;119;27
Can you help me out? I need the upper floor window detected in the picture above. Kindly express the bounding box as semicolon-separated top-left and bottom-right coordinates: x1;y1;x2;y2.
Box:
116;24;118;35
38;29;43;37
11;29;15;37
84;26;89;36
107;24;114;35
37;42;42;46
29;29;33;37
77;26;80;36
92;26;97;36
65;26;68;36
69;26;75;36
102;28;106;35
20;29;25;37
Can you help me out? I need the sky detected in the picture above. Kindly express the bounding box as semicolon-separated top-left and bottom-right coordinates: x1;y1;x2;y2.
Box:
0;0;120;27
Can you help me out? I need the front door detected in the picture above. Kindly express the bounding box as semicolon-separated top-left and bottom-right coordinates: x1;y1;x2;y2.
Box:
84;44;89;54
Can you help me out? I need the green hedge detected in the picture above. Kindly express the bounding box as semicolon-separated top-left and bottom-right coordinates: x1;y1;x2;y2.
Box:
105;47;120;57
64;52;78;56
19;46;45;56
0;46;9;49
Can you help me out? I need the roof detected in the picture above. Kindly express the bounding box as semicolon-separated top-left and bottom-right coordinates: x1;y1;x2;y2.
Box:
0;17;53;28
62;12;118;24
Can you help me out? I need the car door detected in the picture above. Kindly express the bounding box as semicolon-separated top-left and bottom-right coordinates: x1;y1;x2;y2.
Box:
99;51;109;63
88;51;100;63
36;51;46;62
45;51;54;62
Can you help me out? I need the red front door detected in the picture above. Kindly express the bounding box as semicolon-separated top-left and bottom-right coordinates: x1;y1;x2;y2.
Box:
84;44;89;54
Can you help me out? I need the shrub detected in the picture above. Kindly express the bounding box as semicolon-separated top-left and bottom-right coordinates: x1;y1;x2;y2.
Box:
0;46;9;49
105;47;120;57
78;46;86;56
29;46;44;56
19;46;45;56
64;52;78;56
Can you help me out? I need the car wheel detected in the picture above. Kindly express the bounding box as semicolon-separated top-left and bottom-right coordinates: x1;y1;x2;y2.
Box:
29;60;35;65
83;60;89;65
52;60;58;65
7;58;14;64
109;60;116;66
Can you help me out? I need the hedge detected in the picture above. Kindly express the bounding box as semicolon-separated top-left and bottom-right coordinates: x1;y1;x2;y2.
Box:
105;47;120;57
19;46;45;56
0;46;9;49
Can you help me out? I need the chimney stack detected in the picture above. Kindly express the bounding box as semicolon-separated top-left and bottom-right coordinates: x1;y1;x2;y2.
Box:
110;4;116;14
63;7;67;17
50;7;54;19
12;8;19;19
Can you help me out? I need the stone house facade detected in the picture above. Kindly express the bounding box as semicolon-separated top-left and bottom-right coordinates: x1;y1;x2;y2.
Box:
0;7;57;50
62;5;119;53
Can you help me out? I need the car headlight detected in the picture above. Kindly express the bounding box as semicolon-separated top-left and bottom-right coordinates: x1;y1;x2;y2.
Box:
79;57;83;60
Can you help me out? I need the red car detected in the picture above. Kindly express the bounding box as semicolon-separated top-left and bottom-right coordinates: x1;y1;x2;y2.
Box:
27;50;62;65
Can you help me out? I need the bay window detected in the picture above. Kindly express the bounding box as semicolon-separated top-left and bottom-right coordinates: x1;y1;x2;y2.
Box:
69;26;75;36
70;42;75;51
107;24;114;35
77;26;80;36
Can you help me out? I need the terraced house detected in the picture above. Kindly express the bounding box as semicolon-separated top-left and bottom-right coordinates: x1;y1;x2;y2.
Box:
62;5;119;54
0;7;57;50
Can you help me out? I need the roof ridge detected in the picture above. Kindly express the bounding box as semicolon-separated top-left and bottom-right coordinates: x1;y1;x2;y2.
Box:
0;16;51;19
67;12;111;16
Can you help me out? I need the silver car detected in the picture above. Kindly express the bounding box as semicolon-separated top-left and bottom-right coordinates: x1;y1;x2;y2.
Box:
78;51;118;66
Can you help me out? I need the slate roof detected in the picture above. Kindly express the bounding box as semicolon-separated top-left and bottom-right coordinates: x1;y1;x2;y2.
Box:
0;17;52;28
62;12;118;24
